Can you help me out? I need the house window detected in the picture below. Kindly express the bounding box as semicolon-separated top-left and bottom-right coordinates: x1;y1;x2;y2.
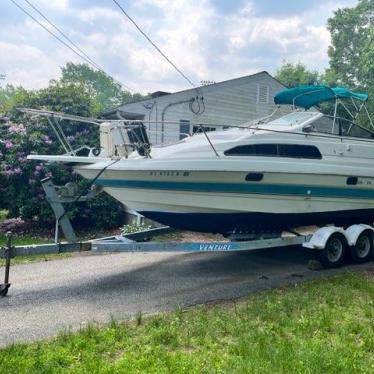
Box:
179;120;190;140
224;144;322;159
256;84;270;104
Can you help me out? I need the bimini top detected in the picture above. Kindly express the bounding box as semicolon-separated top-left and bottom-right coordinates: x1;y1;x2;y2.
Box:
274;85;368;109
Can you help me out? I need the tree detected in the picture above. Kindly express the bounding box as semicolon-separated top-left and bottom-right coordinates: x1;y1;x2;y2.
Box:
327;0;374;88
327;0;374;125
0;85;29;114
275;62;320;87
60;63;144;111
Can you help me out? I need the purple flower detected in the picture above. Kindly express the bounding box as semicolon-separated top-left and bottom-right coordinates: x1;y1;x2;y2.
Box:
41;135;52;145
8;123;26;135
5;141;13;149
35;165;44;171
2;167;22;176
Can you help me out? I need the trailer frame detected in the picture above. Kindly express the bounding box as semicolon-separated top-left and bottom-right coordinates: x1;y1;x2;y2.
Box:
2;223;373;297
0;228;312;297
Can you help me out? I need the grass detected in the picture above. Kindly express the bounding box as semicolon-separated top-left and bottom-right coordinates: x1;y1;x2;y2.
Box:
0;209;8;223
151;230;183;242
1;271;374;373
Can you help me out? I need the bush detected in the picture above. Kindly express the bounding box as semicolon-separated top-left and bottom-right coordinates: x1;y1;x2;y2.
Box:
0;217;25;235
0;83;125;230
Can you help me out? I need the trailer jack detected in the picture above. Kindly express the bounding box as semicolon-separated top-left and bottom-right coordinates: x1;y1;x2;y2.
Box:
0;232;14;296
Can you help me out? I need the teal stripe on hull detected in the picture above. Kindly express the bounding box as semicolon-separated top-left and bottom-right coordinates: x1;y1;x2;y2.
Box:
95;179;374;200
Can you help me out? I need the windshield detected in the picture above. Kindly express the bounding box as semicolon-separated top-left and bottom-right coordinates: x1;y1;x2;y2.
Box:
304;115;374;139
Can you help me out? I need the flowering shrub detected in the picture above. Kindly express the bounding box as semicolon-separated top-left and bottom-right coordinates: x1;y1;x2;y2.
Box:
0;82;125;229
0;217;26;235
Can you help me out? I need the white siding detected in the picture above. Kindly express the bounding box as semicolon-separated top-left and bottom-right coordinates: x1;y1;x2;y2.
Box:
112;72;290;144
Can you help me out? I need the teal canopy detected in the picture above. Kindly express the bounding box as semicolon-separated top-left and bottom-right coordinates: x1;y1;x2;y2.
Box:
274;85;368;109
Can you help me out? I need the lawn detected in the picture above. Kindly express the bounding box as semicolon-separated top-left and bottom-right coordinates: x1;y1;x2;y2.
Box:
1;271;373;373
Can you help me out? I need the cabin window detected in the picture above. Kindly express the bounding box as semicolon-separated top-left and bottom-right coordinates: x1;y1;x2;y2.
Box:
179;120;190;140
278;144;322;158
224;144;322;159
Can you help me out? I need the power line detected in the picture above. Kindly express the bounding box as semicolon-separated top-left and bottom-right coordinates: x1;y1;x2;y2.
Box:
11;0;100;72
112;0;196;88
10;0;135;92
23;0;102;71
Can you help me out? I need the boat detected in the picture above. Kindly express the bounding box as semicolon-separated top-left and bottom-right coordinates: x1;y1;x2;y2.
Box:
24;85;374;236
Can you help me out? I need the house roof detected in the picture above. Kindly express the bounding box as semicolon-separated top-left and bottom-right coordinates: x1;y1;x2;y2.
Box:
101;71;283;118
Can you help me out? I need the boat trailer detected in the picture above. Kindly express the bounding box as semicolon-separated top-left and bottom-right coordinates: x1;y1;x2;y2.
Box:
0;229;311;297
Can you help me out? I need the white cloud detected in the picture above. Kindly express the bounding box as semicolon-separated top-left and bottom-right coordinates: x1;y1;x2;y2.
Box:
34;0;69;12
0;42;61;89
0;0;357;93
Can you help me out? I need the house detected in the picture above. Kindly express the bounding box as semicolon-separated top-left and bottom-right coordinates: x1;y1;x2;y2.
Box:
102;71;289;144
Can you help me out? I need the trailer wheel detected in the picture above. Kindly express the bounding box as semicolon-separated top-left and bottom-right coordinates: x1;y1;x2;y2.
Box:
317;233;347;268
350;230;373;263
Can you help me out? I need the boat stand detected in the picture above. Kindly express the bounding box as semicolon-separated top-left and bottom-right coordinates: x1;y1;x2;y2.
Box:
41;177;99;243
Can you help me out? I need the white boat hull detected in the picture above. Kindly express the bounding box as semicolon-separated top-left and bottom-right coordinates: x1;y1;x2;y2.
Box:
76;165;374;234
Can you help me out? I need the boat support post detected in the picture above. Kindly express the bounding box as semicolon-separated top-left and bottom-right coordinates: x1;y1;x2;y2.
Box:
41;177;99;244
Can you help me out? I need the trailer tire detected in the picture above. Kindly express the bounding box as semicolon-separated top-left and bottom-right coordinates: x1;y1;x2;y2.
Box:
350;230;373;263
317;233;347;269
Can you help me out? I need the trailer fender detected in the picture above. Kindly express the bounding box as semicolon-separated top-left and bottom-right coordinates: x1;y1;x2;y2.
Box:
302;226;346;250
344;224;374;246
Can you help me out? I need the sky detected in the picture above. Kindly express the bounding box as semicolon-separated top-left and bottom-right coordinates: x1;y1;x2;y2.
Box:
0;0;358;94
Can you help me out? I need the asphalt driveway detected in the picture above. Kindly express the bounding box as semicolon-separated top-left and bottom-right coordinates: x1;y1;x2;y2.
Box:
1;246;373;346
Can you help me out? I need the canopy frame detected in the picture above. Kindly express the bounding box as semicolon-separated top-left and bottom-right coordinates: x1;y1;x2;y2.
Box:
274;85;373;131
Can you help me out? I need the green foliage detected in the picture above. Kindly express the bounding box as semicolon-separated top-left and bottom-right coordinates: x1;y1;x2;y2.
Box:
121;223;153;234
60;62;145;111
326;0;374;126
0;209;7;223
275;61;320;87
0;63;143;229
327;0;374;88
1;272;374;373
0;85;29;113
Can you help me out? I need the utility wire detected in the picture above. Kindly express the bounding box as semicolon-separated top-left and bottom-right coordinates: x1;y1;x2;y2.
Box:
10;0;135;92
112;0;196;88
23;0;102;71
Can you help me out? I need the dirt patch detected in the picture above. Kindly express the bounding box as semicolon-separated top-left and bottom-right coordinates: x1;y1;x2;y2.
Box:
365;267;374;278
179;231;226;242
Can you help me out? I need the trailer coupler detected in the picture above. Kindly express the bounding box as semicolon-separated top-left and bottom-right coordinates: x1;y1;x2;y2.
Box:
0;232;14;297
